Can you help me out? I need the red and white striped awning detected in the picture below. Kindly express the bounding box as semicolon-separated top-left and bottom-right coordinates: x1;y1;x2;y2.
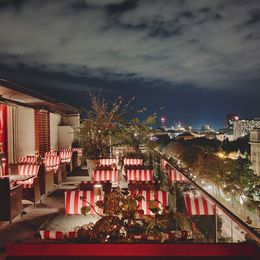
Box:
124;158;143;166
44;155;60;167
65;190;103;215
18;164;39;176
44;155;60;172
93;170;118;183
19;156;37;164
168;168;187;183
183;192;216;215
130;190;168;215
45;151;57;157
161;159;167;170
60;150;72;163
99;158;118;166
39;230;77;240
72;148;83;157
127;169;153;182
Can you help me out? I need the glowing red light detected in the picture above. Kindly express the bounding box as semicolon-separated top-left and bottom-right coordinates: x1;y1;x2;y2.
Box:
161;116;166;123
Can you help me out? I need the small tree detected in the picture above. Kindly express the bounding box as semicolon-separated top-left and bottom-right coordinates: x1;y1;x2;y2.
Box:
116;114;157;155
78;95;156;161
78;94;130;160
223;158;259;205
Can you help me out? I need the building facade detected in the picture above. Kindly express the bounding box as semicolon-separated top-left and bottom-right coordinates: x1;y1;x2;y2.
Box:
0;79;80;175
249;128;260;176
233;118;260;139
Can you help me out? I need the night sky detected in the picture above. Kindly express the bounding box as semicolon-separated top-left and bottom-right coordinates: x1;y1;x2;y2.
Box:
0;0;260;128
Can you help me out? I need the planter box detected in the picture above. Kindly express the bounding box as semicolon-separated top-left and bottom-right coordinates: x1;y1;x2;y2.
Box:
7;243;260;258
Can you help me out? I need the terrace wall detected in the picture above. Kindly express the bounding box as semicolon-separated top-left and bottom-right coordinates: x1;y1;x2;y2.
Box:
50;113;61;150
17;106;35;157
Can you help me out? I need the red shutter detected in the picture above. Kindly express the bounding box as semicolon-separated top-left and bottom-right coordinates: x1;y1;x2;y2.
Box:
35;110;50;156
0;104;8;175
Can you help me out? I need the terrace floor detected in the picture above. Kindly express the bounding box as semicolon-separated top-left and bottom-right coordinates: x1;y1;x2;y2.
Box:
0;173;90;259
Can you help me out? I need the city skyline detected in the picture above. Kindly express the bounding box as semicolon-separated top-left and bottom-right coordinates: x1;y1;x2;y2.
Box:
1;0;260;128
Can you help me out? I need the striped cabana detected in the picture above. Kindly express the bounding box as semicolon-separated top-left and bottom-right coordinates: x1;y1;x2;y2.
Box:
130;190;168;215
18;156;37;164
60;150;73;163
72;148;83;157
44;155;60;173
18;164;39;176
65;190;103;215
99;158;118;166
93;169;118;183
183;192;216;215
127;169;153;182
161;159;167;170
45;151;57;157
168;168;187;184
17;164;40;188
124;158;143;166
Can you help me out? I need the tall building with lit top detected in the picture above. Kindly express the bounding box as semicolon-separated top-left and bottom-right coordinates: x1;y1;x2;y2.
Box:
226;113;239;131
160;115;166;129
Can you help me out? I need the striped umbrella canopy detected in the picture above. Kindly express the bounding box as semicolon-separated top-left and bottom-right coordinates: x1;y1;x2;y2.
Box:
130;190;168;215
183;191;216;215
168;168;187;183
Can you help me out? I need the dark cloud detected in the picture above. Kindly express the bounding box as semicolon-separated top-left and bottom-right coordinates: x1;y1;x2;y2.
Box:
246;9;260;25
107;0;138;14
0;0;27;11
0;0;260;127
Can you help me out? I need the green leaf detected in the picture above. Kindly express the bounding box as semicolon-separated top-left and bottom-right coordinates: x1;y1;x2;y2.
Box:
136;195;145;202
96;200;104;209
81;206;91;215
149;207;160;214
148;200;156;209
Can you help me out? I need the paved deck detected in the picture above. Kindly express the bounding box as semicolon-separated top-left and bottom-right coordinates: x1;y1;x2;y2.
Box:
0;175;89;259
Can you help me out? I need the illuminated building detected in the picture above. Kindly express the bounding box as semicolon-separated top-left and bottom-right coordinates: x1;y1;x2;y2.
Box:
249;128;260;176
201;124;210;131
233;118;260;139
226;113;239;131
160;115;167;128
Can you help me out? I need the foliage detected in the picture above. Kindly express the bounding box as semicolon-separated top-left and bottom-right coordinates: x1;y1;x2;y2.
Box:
192;216;222;242
166;138;260;210
78;94;156;160
156;134;172;149
76;190;180;243
115;114;157;154
222;135;250;154
184;137;221;153
78;94;129;159
223;158;260;204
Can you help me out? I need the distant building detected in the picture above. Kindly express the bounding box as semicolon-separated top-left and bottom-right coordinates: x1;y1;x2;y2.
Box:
215;133;225;142
223;133;234;141
191;131;205;138
249;129;260;176
233;118;260;139
176;132;195;141
201;124;210;131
